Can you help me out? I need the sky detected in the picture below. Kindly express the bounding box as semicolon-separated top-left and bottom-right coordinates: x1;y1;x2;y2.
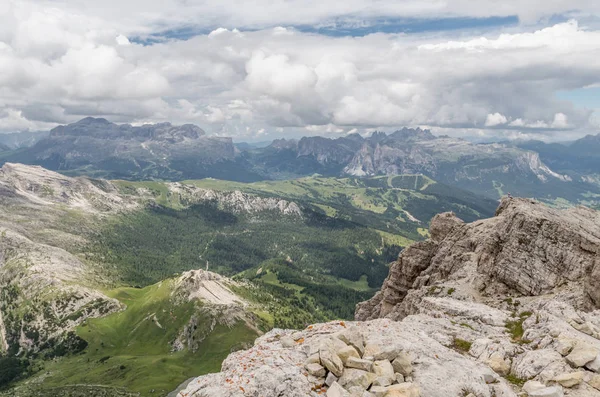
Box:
1;1;600;142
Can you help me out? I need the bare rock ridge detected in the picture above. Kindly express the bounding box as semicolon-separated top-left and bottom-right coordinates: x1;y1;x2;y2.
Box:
178;198;600;397
356;197;600;321
0;162;136;212
172;269;247;306
0;162;302;217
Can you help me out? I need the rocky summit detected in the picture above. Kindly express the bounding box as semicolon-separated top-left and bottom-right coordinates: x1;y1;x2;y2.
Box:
356;197;600;320
177;198;600;397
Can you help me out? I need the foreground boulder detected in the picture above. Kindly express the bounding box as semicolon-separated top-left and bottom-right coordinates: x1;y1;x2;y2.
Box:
177;318;515;397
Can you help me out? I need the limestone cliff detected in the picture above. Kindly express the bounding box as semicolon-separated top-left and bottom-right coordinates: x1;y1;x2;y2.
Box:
356;197;600;321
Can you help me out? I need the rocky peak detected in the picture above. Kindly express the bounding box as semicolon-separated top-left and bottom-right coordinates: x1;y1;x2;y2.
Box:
387;128;436;142
368;131;388;142
75;117;112;126
50;117;114;137
297;136;364;164
345;133;365;142
49;117;206;142
269;138;299;150
429;211;464;242
357;197;600;321
172;269;246;306
0;162;137;212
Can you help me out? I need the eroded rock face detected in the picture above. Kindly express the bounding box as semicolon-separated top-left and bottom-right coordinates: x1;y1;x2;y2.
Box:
357;198;600;321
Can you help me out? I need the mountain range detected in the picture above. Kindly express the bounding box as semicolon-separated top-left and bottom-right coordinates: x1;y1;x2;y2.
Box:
1;117;600;395
2;118;600;206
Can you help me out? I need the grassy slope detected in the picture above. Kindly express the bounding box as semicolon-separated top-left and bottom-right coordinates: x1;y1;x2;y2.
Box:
27;281;257;397
180;175;496;233
90;203;398;287
114;175;497;248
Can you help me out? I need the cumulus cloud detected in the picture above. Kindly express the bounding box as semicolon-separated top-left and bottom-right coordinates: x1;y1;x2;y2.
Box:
115;34;130;46
552;112;569;128
485;113;508;127
0;0;600;141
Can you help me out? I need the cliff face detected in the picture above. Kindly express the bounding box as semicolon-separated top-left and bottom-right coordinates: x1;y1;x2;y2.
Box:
177;199;600;397
356;197;600;321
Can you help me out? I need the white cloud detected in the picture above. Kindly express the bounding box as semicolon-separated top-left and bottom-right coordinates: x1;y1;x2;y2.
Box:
115;34;130;46
485;113;508;126
0;1;600;141
208;27;230;37
245;51;317;99
552;112;569;128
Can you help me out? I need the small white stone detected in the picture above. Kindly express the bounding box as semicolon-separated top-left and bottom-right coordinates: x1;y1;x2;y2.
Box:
306;363;326;378
325;372;338;387
326;382;350;397
372;376;392;387
527;386;564;397
565;342;598;367
391;353;413;376
523;380;546;394
346;357;373;372
586;354;600;373
553;371;584;388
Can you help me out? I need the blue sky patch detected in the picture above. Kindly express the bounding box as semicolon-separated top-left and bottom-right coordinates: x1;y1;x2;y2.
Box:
295;15;519;37
557;87;600;109
130;14;520;44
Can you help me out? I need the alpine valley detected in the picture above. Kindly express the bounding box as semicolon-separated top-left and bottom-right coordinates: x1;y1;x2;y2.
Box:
1;118;600;397
0;158;495;396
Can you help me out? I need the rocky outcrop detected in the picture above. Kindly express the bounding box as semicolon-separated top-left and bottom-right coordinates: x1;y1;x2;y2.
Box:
356;197;600;321
167;184;303;216
177;317;516;397
0;162;138;212
172;269;247;306
0;227;122;356
170;270;260;353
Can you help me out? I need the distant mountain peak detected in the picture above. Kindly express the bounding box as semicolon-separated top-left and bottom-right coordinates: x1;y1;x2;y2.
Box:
345;132;365;142
49;118;207;141
388;127;435;141
269;138;299;149
73;116;112;125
